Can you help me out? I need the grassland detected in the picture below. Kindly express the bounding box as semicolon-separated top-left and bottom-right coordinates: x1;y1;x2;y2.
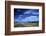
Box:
14;21;39;27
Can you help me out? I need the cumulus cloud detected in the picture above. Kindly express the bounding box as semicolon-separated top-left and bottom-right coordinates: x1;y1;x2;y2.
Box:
24;9;39;16
24;10;32;14
32;12;39;15
15;16;39;22
14;9;39;22
21;16;39;22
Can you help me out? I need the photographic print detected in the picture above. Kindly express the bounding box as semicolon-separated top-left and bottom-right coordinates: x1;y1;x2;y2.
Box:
14;8;39;27
5;1;45;35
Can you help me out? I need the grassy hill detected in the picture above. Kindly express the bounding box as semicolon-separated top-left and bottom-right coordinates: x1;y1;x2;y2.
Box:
14;21;39;27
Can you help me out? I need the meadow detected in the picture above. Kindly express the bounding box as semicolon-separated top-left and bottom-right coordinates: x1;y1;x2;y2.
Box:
14;21;39;27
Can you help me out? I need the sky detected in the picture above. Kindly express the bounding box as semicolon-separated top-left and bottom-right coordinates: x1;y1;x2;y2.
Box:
14;8;39;22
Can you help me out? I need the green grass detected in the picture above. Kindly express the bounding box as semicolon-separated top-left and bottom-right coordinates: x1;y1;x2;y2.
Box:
14;21;39;27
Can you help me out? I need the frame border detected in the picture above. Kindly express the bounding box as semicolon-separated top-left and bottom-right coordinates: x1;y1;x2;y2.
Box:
5;1;45;35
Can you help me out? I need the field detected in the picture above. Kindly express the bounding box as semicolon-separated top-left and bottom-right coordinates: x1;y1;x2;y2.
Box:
14;21;39;27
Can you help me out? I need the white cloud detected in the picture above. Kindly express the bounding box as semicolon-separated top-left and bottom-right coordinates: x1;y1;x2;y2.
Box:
32;12;39;15
15;16;39;22
24;10;32;14
22;16;39;22
24;10;39;16
15;9;39;22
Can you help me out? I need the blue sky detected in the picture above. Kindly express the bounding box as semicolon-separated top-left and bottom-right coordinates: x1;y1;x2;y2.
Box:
14;8;39;22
